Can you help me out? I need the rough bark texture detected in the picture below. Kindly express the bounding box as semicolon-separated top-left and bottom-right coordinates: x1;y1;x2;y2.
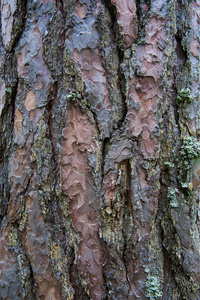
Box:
0;0;200;299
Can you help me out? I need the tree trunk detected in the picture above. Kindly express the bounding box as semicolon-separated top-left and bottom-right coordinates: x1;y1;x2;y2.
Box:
0;0;200;299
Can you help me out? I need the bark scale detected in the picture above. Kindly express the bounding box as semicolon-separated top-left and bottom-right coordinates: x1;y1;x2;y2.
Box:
0;0;200;299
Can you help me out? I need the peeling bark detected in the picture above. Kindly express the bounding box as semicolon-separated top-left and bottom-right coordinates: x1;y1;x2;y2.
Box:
1;0;200;299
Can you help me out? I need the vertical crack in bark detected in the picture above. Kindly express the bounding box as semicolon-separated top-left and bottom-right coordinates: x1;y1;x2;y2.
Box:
0;52;18;225
28;259;38;299
84;102;101;137
105;1;128;126
7;0;28;52
42;5;65;82
10;223;39;299
101;137;110;182
10;73;18;140
117;48;128;129
172;85;179;127
160;223;172;298
135;0;150;44
47;83;58;171
175;35;188;62
19;240;39;299
56;0;65;18
121;160;132;295
100;0;128;128
46;83;67;237
174;34;188;135
69;247;90;300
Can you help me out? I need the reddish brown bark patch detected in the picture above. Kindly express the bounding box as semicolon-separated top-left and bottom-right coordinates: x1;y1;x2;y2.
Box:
20;192;62;300
111;0;137;47
61;104;103;299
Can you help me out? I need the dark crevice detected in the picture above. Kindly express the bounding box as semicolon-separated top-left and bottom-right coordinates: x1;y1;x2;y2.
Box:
160;224;171;298
136;0;151;44
101;0;118;38
160;203;192;298
3;52;18;95
69;247;90;300
101;137;110;181
11;76;19;138
176;0;192;56
10;223;38;299
170;84;180;131
47;82;59;162
175;35;187;64
26;254;38;299
46;85;75;285
101;0;128;128
56;0;66;19
0;52;18;227
47;83;66;233
117;48;128;129
7;0;28;52
0;3;2;45
123;251;130;298
56;0;64;13
100;242;109;299
42;5;65;82
84;102;101;137
122;160;132;295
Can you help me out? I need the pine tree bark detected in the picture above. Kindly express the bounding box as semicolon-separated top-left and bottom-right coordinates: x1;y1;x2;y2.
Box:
0;0;200;299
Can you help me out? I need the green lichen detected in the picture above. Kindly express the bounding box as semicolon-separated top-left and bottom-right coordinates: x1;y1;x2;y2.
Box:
164;161;175;168
180;136;200;169
177;88;193;103
145;269;163;300
167;187;179;208
66;91;81;102
5;87;12;94
145;224;164;300
177;136;200;194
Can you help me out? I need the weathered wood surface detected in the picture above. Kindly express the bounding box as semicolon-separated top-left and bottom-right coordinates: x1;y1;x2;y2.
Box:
0;0;200;299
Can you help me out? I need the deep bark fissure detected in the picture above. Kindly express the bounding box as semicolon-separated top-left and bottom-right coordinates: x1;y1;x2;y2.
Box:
135;0;151;44
10;222;39;299
56;0;65;18
10;74;18;140
84;102;101;137
19;238;39;300
47;82;59;165
175;35;188;62
122;160;132;295
101;0;117;34
172;85;180;128
101;0;128;127
160;221;171;297
0;52;18;224
46;83;69;243
8;0;28;52
27;259;38;299
0;4;2;42
117;49;128;129
101;137;110;182
69;247;90;300
101;244;109;299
